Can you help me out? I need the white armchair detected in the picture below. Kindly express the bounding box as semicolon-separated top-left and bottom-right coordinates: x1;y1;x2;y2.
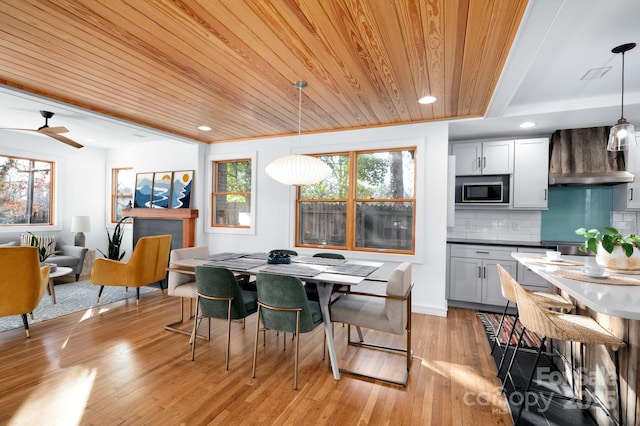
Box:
330;262;413;386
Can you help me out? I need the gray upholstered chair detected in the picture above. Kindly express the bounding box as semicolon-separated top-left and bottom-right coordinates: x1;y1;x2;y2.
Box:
191;266;258;370
252;272;323;390
45;245;89;281
166;246;210;336
329;262;413;386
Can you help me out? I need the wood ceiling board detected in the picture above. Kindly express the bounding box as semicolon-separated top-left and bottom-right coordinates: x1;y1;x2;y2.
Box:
0;0;528;143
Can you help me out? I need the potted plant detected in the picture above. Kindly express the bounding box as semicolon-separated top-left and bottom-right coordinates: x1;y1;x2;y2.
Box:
98;216;130;261
575;226;640;270
27;232;61;263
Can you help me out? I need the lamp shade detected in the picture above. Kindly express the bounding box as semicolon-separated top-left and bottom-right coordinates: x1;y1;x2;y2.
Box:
70;216;91;233
607;119;637;151
265;154;332;186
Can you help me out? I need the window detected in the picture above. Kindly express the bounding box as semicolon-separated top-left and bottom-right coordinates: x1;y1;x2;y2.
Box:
112;167;133;222
0;155;54;225
211;159;252;227
297;147;415;253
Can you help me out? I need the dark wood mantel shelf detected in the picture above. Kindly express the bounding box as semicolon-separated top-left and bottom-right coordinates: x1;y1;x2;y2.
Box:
123;208;199;248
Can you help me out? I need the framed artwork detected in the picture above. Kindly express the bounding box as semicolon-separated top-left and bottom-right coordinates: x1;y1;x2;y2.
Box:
171;170;193;208
152;171;172;208
133;170;194;209
134;172;153;208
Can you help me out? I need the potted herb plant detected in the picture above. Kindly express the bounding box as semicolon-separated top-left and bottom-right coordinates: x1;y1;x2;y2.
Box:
98;216;130;261
575;226;640;270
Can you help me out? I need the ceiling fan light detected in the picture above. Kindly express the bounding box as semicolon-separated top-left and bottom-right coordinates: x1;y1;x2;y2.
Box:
265;154;331;186
607;119;637;151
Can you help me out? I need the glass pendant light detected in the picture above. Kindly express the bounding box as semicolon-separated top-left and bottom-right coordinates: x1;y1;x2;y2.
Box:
607;42;637;151
266;80;331;186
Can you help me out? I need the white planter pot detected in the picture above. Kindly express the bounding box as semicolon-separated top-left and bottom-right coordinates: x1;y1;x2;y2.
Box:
596;244;640;270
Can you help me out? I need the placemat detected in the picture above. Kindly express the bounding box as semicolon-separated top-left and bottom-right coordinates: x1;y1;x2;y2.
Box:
204;258;267;271
241;252;269;260
196;252;244;261
294;256;346;266
326;264;378;277
522;256;583;266
261;264;321;278
555;269;640;286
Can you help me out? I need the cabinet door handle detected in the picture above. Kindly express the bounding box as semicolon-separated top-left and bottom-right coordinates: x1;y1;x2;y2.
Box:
483;157;486;168
478;266;482;278
477;157;481;169
631;188;634;201
483;266;487;279
475;251;490;254
544;188;547;200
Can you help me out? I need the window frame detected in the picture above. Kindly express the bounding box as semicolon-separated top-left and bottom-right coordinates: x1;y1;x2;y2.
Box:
206;152;257;235
295;146;416;254
0;153;56;228
111;167;133;223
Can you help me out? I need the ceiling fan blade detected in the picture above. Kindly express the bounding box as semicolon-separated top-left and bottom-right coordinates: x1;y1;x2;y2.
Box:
40;126;69;134
45;133;84;149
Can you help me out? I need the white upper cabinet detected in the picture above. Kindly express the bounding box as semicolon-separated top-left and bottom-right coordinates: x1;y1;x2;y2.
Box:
513;138;549;209
452;140;513;175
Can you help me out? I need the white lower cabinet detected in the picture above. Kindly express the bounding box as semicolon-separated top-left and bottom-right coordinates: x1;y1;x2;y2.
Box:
449;244;516;307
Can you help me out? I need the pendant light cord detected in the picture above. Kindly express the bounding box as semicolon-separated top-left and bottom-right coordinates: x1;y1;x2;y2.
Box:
621;51;626;119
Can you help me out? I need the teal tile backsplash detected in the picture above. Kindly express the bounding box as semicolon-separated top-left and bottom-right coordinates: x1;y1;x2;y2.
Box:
541;186;613;242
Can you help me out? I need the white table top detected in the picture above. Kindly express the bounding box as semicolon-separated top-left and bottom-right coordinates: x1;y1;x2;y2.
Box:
513;252;640;320
48;266;73;278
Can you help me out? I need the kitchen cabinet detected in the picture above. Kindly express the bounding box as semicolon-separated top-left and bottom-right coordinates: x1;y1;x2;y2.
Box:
515;247;551;290
452;140;514;176
512;138;549;209
448;244;516;306
614;140;640;209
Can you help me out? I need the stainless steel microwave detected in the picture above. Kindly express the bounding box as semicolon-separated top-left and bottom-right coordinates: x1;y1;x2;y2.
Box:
461;181;505;203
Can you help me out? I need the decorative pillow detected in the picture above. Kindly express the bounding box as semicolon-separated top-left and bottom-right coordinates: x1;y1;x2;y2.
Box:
20;234;58;256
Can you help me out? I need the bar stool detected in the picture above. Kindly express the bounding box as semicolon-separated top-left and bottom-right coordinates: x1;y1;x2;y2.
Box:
493;265;574;378
505;272;626;425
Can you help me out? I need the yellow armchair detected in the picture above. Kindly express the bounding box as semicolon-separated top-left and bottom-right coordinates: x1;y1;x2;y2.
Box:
0;246;51;337
91;234;172;305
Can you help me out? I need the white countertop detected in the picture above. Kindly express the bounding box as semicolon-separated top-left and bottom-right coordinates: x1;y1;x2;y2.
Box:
513;252;640;320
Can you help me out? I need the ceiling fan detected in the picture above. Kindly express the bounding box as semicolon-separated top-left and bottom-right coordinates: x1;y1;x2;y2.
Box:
5;110;83;148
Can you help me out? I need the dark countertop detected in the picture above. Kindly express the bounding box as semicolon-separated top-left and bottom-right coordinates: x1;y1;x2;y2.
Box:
447;238;562;248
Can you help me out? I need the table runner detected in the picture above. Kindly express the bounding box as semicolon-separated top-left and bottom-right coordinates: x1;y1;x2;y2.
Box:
294;256;346;266
196;252;244;261
555;269;640;286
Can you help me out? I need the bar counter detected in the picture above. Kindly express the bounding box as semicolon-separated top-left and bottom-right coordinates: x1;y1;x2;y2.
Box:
513;252;640;426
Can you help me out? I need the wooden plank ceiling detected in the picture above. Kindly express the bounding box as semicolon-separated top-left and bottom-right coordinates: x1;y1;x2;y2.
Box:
0;0;528;144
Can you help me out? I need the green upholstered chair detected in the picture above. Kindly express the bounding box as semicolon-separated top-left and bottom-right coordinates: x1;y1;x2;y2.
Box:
329;262;414;386
306;252;346;301
191;266;258;370
252;272;323;390
312;252;344;259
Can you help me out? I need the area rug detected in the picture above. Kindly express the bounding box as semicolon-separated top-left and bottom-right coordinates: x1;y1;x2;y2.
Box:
0;280;160;332
478;312;542;349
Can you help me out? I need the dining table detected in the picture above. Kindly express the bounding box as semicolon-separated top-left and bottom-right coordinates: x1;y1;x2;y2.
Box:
168;251;400;380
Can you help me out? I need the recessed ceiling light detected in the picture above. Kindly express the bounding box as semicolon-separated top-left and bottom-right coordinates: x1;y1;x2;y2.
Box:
198;125;212;131
418;96;437;104
519;121;536;128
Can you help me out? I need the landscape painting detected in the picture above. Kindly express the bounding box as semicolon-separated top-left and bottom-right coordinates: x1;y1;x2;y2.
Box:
134;173;153;208
171;170;193;208
151;172;172;208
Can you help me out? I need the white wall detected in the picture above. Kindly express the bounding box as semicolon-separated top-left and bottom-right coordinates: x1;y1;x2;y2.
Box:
206;121;450;317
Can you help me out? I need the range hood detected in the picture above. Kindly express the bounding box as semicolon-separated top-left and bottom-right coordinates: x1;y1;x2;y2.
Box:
548;126;634;185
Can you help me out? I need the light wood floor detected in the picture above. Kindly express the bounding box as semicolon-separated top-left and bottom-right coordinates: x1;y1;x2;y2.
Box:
0;288;512;425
